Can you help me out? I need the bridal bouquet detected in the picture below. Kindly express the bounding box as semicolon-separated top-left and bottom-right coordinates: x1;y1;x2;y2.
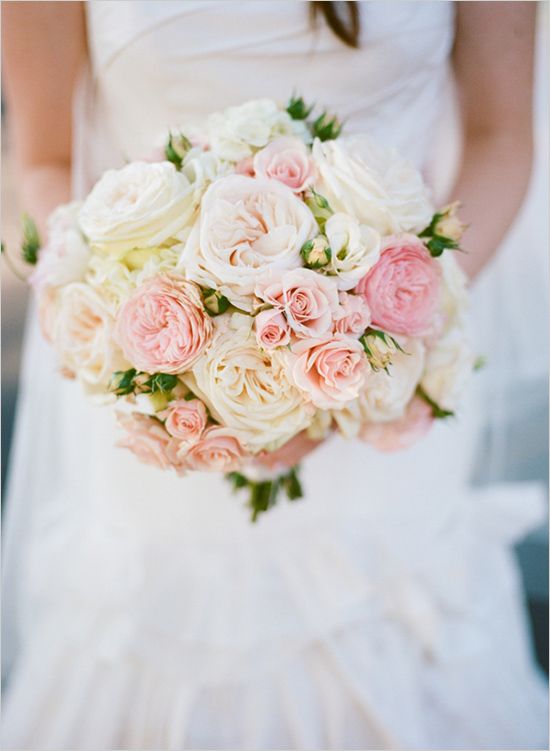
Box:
25;95;474;519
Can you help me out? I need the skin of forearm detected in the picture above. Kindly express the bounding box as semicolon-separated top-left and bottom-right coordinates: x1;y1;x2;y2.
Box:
451;128;533;281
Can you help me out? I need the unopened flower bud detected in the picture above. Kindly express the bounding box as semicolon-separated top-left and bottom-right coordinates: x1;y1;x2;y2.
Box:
312;111;342;142
301;235;332;269
165;132;192;169
202;288;230;316
360;330;402;372
434;202;466;242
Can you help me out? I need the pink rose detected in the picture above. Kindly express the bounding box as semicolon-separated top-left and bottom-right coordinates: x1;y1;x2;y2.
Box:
253;137;314;193
186;426;247;472
289;334;368;409
254;309;291;350
117;412;172;470
333;292;371;336
256;268;340;339
355;234;441;337
235;156;255;176
114;274;212;374
359;396;433;452
159;398;207;442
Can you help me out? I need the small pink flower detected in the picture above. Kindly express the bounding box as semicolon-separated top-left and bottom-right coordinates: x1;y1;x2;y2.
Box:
235;156;255;176
117;412;172;470
159;398;207;442
253;137;314;193
256;268;340;339
359;396;434;452
186;426;247;472
254;309;291;350
355;234;441;337
333;292;371;336
289;334;368;409
114;274;212;374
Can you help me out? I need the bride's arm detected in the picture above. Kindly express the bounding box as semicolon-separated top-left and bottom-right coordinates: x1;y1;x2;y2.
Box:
451;1;536;280
2;1;87;236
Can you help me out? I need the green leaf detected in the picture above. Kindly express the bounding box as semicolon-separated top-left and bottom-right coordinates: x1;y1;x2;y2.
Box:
286;93;314;121
21;214;41;265
426;235;458;258
416;385;455;419
109;368;137;396
227;471;248;490
146;373;178;394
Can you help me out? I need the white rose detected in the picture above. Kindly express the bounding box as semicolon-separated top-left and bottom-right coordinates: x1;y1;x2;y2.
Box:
312;135;433;235
439;252;469;333
54;283;126;388
184;313;314;452
79;162;200;255
358;338;425;422
324;212;381;290
179;175;316;311
421;332;473;412
86;245;181;314
207;98;309;161
30;202;90;291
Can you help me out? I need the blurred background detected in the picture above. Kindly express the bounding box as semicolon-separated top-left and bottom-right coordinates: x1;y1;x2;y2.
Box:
1;2;548;678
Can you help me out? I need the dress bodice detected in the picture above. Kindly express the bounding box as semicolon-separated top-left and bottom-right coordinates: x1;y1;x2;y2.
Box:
80;1;454;183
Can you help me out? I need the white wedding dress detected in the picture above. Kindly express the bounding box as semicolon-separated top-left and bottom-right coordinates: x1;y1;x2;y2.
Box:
2;2;548;749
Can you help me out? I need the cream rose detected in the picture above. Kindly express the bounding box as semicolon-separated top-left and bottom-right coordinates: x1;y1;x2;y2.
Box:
324;213;381;290
79;162;199;254
207;98;309;161
421;332;473;412
54;282;125;387
439;252;469;334
312;136;433;235
357;338;425;422
179;175;316;311
30;202;90;291
184;314;314;452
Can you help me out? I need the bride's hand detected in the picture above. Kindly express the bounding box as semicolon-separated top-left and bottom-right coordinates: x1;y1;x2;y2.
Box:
256;430;324;470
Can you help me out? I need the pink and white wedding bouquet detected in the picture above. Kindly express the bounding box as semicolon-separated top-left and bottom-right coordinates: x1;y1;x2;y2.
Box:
25;95;474;519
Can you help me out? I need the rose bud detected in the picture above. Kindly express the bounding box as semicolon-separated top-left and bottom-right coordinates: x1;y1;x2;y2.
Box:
433;201;467;242
202;288;230;316
360;329;403;373
301;235;332;269
164;132;192;169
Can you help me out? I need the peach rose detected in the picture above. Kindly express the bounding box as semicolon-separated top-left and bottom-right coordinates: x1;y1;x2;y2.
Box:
186;426;247;472
256;268;340;339
254;309;291;350
114;274;212;374
117;412;172;470
333;292;371;336
159;398;207;442
355;234;441;337
235;156;255;176
253;136;314;193
359;396;434;452
288;334;368;410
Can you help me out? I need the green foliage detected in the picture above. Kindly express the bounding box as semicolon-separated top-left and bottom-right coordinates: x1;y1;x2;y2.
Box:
226;465;304;522
202;288;231;316
286;94;314;121
311;111;342;142
416;385;455;420
21;214;41;265
109;369;178;397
